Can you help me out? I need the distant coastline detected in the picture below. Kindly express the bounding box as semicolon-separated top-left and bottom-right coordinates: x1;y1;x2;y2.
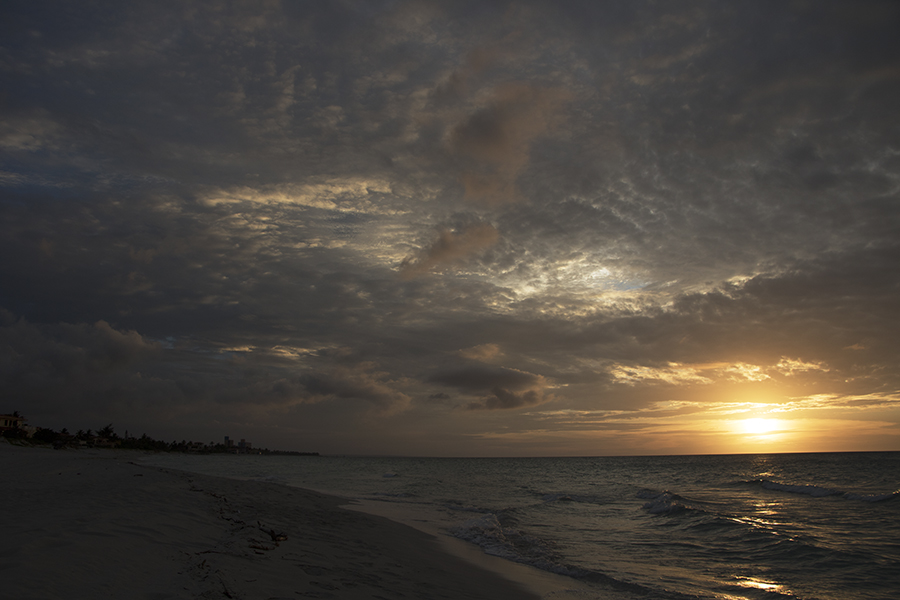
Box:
0;413;318;456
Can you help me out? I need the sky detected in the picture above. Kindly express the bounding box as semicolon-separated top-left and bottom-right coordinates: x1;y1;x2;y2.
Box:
1;0;899;456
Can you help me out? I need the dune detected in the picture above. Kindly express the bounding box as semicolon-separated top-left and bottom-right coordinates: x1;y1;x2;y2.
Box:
0;441;539;600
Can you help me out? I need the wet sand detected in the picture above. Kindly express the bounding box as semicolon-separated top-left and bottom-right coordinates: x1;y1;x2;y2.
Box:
0;441;540;599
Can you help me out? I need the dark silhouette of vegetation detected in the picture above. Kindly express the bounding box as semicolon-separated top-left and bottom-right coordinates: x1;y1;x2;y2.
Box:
2;414;318;456
2;427;28;439
32;428;59;444
97;424;119;440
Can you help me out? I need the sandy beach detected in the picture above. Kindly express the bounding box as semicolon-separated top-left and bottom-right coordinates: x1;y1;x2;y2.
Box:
0;441;540;600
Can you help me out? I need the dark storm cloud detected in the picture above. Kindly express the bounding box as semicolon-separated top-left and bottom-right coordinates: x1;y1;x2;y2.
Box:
294;366;412;413
0;312;160;418
0;312;157;376
428;365;551;410
0;0;430;191
429;365;543;391
0;304;412;436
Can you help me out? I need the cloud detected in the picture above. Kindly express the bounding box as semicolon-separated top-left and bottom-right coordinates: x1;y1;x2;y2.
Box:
429;365;542;391
610;363;716;386
295;364;412;414
399;223;499;278
449;83;570;205
0;316;158;379
0;314;162;420
466;387;546;411
0;308;415;434
200;179;397;214
0;112;62;152
1;1;898;453
428;365;551;410
212;361;412;415
458;343;503;362
431;46;500;105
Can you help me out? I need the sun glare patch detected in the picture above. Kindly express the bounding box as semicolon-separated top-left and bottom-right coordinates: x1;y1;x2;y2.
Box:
741;418;780;435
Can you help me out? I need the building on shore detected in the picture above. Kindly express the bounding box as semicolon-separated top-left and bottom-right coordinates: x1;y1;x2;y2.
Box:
0;414;25;432
224;435;253;453
0;413;34;437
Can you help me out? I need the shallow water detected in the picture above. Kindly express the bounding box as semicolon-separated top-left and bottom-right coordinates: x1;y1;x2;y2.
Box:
140;452;900;600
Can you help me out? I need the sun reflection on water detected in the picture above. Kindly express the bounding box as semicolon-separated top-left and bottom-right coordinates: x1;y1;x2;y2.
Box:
734;577;786;592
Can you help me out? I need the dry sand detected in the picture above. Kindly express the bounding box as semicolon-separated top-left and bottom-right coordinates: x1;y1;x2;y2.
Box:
0;441;541;600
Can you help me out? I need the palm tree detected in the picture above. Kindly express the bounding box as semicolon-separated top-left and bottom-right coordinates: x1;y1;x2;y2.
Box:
97;424;117;439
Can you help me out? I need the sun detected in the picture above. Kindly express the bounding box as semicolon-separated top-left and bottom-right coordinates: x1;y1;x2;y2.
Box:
741;418;780;435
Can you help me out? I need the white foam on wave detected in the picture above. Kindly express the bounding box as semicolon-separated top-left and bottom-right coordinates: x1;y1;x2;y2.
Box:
451;514;518;560
449;513;572;572
760;480;841;497
638;490;689;514
450;512;671;597
756;479;900;502
842;490;900;502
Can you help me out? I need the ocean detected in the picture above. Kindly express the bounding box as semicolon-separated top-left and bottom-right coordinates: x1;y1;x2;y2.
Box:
138;452;900;600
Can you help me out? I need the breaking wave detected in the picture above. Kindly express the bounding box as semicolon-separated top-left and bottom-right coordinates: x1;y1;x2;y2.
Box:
637;490;695;515
448;512;677;598
746;479;900;502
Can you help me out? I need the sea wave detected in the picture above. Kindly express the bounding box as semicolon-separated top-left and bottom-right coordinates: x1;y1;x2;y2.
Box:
449;513;673;598
843;491;900;502
540;492;605;505
759;480;842;497
439;498;497;514
745;479;900;502
449;512;560;565
637;490;693;515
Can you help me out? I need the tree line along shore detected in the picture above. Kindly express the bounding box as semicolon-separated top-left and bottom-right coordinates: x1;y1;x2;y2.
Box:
0;412;318;456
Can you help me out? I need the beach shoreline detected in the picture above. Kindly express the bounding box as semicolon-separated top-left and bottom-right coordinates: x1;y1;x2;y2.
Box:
344;497;598;600
0;441;542;599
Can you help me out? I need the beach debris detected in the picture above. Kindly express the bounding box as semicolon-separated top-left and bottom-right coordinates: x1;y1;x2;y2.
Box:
258;521;288;542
